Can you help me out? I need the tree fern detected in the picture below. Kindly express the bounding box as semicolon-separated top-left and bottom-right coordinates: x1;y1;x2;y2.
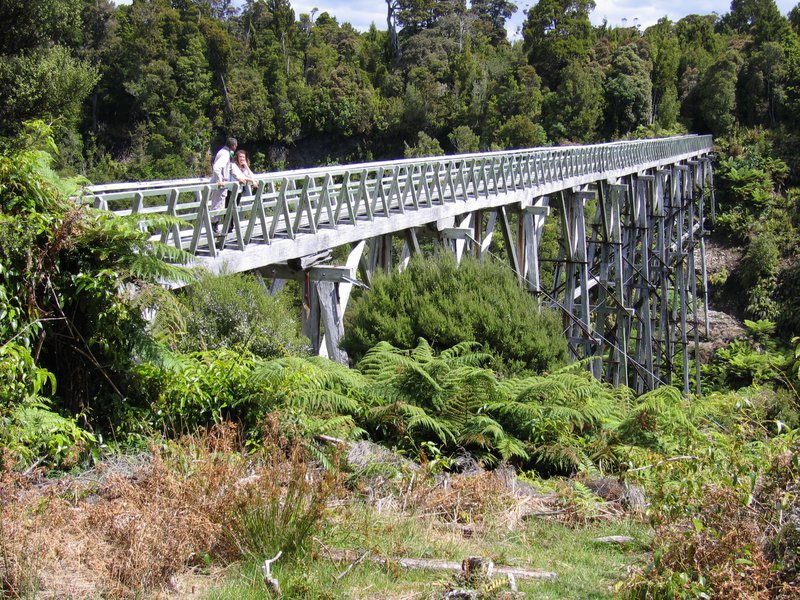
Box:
616;385;697;454
367;400;455;445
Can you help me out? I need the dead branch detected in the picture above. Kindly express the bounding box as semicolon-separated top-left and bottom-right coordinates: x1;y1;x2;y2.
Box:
262;550;283;596
324;549;557;581
626;455;699;472
334;550;369;582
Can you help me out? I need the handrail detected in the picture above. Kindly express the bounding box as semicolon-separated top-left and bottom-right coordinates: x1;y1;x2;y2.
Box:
80;135;713;265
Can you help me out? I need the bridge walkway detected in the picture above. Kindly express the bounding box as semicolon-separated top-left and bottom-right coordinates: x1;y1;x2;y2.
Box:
84;135;715;394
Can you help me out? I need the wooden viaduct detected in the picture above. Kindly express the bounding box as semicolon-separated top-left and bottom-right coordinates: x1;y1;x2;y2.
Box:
84;135;715;394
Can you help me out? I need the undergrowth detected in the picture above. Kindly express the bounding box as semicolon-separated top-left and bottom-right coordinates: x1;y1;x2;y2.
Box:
0;420;343;598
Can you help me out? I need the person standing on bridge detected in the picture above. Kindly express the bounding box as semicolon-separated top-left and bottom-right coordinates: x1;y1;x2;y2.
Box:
210;136;237;232
231;149;257;195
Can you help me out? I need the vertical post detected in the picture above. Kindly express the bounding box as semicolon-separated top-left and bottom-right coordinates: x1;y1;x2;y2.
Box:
301;273;321;353
317;281;348;364
498;206;522;284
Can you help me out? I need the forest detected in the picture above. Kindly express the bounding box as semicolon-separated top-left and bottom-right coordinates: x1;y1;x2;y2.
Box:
1;0;800;598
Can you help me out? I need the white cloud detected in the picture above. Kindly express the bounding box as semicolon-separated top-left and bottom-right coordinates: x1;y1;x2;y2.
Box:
113;0;799;35
290;1;386;30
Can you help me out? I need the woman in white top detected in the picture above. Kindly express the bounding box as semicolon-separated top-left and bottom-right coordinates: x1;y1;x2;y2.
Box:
230;149;257;195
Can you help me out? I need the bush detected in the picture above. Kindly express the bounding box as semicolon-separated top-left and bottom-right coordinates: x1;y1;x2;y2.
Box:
134;348;272;434
174;271;309;359
341;255;568;376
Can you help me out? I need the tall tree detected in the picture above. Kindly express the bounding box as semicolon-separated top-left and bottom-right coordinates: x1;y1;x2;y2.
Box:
521;0;595;89
0;0;83;55
697;50;743;134
726;0;791;44
544;59;604;142
396;0;466;35
644;18;681;128
470;0;518;45
602;44;652;136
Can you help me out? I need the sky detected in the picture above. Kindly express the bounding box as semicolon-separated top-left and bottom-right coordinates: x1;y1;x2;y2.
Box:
286;0;799;40
112;1;800;40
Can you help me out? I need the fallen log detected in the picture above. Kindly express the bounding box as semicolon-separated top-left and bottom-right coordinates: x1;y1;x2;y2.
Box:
324;549;558;581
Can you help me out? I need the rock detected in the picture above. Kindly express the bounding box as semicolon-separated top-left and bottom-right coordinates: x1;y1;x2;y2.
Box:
700;309;746;343
584;477;626;501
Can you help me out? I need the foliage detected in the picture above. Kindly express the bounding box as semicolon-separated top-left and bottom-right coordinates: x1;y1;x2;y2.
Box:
2;398;97;470
404;131;444;158
616;386;696;455
357;339;525;466
134;349;271;435
0;341;95;469
168;271;309;359
495;114;548;149
602;44;653;136
491;364;631;474
522;0;596;90
0;46;99;134
341;254;568;376
0;0;795;183
704;320;790;387
0;121;193;438
621;430;800;599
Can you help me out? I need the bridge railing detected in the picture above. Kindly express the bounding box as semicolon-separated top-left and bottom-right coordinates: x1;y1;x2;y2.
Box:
81;135;713;259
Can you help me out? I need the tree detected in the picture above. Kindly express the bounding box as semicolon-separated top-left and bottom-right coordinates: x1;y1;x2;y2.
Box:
0;46;99;134
790;3;800;35
521;0;595;89
448;125;480;153
644;18;681;128
602;44;653;136
496;114;547;148
0;0;83;55
726;0;791;45
543;59;604;142
697;51;742;134
395;0;466;36
469;0;518;45
0;122;192;416
404;131;444;157
739;42;787;127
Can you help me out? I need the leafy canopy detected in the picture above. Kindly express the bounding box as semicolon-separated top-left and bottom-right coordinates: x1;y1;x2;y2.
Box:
341;254;568;376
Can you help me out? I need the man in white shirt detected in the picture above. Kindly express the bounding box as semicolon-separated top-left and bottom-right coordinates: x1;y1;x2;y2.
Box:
209;137;237;230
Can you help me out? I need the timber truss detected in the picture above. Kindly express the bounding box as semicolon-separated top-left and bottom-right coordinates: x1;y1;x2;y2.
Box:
84;135;714;392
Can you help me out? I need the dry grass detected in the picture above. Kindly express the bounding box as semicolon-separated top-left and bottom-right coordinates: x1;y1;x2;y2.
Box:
658;487;773;599
0;421;344;599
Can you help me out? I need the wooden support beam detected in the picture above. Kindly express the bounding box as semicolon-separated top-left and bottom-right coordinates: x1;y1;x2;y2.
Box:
498;206;522;283
261;264;355;282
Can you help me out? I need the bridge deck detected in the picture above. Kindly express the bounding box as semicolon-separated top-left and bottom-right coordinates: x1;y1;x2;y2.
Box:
83;135;713;274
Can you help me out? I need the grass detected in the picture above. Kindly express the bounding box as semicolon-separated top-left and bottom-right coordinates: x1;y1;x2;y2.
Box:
202;497;650;599
1;428;652;600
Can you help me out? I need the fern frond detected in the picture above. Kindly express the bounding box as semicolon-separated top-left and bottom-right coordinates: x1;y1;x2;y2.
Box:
406;412;455;444
495;435;530;461
486;400;544;424
289;390;360;414
496;375;544;397
410;338;434;362
459;415;506;449
552;357;598;375
532;439;593;473
302;414;366;439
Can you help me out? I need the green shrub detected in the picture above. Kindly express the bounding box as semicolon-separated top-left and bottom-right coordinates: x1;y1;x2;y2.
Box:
134;348;272;434
0;342;95;469
341;255;568;376
174;272;309;359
